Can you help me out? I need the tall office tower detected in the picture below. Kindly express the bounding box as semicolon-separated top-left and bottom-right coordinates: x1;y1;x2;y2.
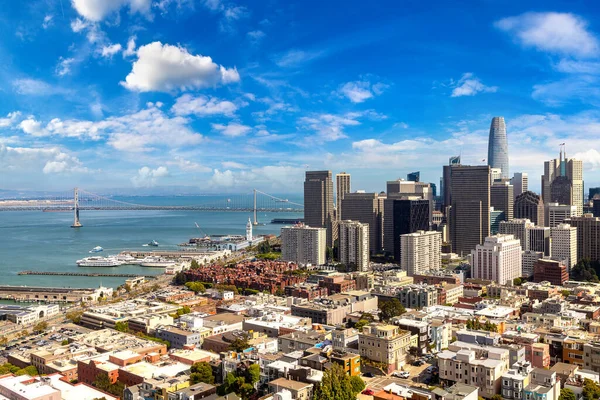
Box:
491;182;514;221
529;226;551;256
488;117;509;179
542;149;584;215
522;250;543;278
391;199;430;261
590;187;600;200
490;168;503;183
594;196;600;218
565;214;600;263
490;208;504;234
499;218;534;251
281;225;327;265
341;192;384;254
407;171;420;182
449;165;491;256
335;172;351;220
304;171;335;246
511;172;529;200
400;230;441;276
546;203;577;228
550;223;577;271
338;220;370;272
471;234;522;285
442;156;461;209
515;191;544;226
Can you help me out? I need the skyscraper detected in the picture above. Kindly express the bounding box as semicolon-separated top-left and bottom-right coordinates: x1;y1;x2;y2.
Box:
487;117;509;179
442;156;461;209
335;172;351;220
281;225;327;265
541;148;584;216
407;171;420;182
471;234;522;285
341;192;384;253
304;171;335;246
338;220;370;272
565;214;600;263
550;223;577;271
491;181;514;221
511;172;528;200
400;230;441;276
392;198;430;261
515;191;544;227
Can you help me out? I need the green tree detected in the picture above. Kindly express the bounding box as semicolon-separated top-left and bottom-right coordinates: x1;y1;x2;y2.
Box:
571;259;600;282
190;362;214;384
354;319;370;330
490;395;504;400
190;260;201;269
326;246;335;263
218;372;239;396
583;378;600;400
66;310;83;324
561;289;571;297
228;333;250;352
93;373;125;397
247;363;260;385
349;375;365;394
173;271;188;285
513;277;522;286
61;339;69;345
560;388;577;400
115;321;129;333
314;363;357;400
379;298;406;322
33;321;48;334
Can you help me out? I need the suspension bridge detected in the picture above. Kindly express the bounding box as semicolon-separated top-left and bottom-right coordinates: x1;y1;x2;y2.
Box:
0;188;304;227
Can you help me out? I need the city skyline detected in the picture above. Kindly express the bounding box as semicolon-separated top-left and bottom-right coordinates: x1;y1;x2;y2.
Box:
1;1;600;193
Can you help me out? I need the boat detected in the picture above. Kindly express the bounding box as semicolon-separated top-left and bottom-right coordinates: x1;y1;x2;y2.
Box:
143;240;159;247
89;246;103;253
114;254;138;265
76;256;123;267
139;256;177;267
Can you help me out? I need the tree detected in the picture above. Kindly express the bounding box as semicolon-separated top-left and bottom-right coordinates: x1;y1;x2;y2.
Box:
314;363;357;400
190;362;214;384
583;378;600;400
490;395;503;400
185;282;206;294
115;321;129;333
571;259;600;282
190;260;201;269
33;321;48;334
61;339;69;345
66;310;83;324
326;246;335;263
93;373;125;397
218;372;240;396
349;376;365;394
561;289;571;297
513;277;522;286
354;319;370;330
379;298;406;322
228;333;250;352
560;388;577;400
173;271;188;285
247;364;260;385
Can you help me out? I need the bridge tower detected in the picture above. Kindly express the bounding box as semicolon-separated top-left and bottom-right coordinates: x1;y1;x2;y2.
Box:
71;187;82;228
253;189;258;225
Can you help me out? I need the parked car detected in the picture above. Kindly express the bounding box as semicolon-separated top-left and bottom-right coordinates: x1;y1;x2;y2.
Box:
392;371;410;379
362;389;374;395
426;366;438;373
412;360;424;366
362;372;375;378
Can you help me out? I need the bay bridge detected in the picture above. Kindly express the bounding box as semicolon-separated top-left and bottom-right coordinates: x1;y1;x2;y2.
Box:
0;188;304;227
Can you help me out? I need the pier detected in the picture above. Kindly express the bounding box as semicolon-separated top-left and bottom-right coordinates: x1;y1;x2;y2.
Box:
18;271;159;279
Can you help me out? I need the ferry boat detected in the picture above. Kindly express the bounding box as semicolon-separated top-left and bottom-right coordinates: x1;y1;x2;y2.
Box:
143;240;159;247
76;256;123;267
139;257;176;267
115;254;138;265
89;246;104;253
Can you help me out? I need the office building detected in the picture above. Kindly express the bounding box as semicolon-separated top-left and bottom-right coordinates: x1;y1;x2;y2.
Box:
442;155;461;209
565;214;600;262
542;149;584;216
488;116;509;179
407;171;420;182
450;165;491;256
400;230;442;276
338;220;370;272
523;251;544;278
515;191;544;227
390;198;430;261
304;170;335;246
512;172;528;200
335;172;351;220
550;224;577;270
594;196;600;218
471;234;522;285
491;181;514;221
490;167;503;183
341;192;384;253
533;259;569;286
546;203;577;228
499;218;534;251
529;226;551;256
281;225;326;266
490;208;504;235
590;187;600;200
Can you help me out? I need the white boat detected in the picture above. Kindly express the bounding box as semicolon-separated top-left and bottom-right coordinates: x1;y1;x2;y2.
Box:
139;256;176;267
89;246;103;253
76;256;123;267
114;254;138;265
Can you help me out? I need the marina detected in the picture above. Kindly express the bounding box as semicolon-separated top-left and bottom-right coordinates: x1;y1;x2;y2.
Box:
18;271;158;278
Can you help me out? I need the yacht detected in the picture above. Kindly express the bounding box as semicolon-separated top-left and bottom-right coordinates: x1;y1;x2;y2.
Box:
139;257;176;268
76;256;123;267
143;240;159;247
89;246;103;253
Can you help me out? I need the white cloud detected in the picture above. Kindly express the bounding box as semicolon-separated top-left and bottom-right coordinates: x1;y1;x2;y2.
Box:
0;144;88;175
212;122;251;137
12;79;70;96
273;49;324;67
171;94;238;117
56;57;75;76
532;75;600;106
121;41;240;92
554;59;600;74
208;165;304;191
247;30;265;42
222;161;246;169
495;12;599;58
574;149;600;170
131;166;169;187
123;36;136;57
451;73;498;97
200;0;248;32
42;15;54;29
70;18;89;32
72;0;152;22
101;43;122;58
337;80;389;103
168;157;211;172
298;111;376;141
0;112;22;128
19;118;46;137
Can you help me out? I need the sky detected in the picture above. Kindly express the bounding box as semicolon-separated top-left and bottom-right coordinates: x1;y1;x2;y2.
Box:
1;0;600;195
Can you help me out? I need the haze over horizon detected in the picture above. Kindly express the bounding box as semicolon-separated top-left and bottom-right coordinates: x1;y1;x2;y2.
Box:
2;1;600;194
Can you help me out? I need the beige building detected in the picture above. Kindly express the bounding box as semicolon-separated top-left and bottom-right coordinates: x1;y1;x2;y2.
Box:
281;225;326;266
471;234;522;285
400;230;441;276
268;378;313;400
304;170;335;246
341;192;385;253
546;203;577;228
511;172;528;200
565;214;600;263
542;153;583;216
550;223;577;270
338;220;370;272
358;323;411;373
335;172;351;220
499;218;534;251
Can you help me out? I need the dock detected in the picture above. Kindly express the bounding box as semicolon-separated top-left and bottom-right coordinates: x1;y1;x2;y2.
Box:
18;271;159;279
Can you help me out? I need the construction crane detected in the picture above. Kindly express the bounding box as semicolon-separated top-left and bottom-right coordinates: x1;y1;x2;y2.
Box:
194;222;209;238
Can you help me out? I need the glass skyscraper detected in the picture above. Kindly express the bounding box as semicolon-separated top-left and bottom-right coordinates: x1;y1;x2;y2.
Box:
488;117;509;179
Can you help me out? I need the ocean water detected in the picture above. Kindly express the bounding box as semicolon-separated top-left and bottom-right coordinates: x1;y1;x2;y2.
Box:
0;196;302;289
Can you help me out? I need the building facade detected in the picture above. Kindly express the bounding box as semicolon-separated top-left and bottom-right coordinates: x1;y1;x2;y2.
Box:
281;225;326;266
335;172;351;220
514;191;544;227
341;192;384;254
565;214;600;262
304;170;335;246
491;182;514;221
550;223;577;270
471;235;523;285
488;116;510;179
358;324;412;373
499;218;534;251
338;220;370;272
400;230;442;276
511;172;529;200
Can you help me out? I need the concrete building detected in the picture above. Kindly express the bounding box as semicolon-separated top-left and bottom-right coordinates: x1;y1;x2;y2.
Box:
341;191;384;253
281;225;326;266
393;284;439;309
522;251;544;278
291;292;377;325
499;218;534;251
533;259;569;286
542;150;584;216
471;235;522;285
389;198;430;261
392;318;429;355
546;203;578;228
449;165;491;256
338;220;370;272
501;361;532;400
335;172;351;220
550;223;577;270
583;342;600;373
155;327;201;349
523;369;560;400
400;230;442;276
488;117;510;179
304;170;335;247
491;181;514;221
529;226;551;256
358;323;412;373
565;214;600;262
514;190;544;226
511;172;529;200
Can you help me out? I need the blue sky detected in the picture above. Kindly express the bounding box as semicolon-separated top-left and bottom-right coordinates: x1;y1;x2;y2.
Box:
2;0;600;194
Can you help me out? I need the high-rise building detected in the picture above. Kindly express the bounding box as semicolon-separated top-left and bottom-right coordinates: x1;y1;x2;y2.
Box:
529;226;551;256
449;165;491;256
550;223;577;271
400;230;441;276
442;156;461;209
490;168;503;183
515;191;544;227
341;192;384;254
490;207;504;235
391;199;430;261
281;225;327;265
338;220;370;272
407;171;420;182
546;203;577;228
565;214;600;263
491;182;514;222
590;187;600;200
511;172;529;200
471;234;522;285
335;172;351;220
304;171;335;246
488;117;509;179
522;250;543;278
533;259;569;286
499;218;534;251
594;197;600;218
541;149;584;216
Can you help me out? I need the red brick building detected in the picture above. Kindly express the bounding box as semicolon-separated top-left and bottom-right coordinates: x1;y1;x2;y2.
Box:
533;259;568;286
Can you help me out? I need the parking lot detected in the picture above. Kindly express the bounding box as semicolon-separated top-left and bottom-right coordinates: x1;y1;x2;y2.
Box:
1;323;93;356
361;360;436;394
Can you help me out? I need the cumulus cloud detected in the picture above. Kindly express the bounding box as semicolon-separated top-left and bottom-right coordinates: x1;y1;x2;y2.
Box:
56;57;75;76
298;111;384;142
0;112;22;128
123;36;136;57
101;43;122;58
0;144;88;175
495;12;599;58
72;0;152;22
131;166;169;187
208;165;305;191
167;157;211;173
451;73;498;97
212;122;251;137
42;15;53;29
171;94;238;117
574;149;600;170
121;41;240;92
337;80;389;103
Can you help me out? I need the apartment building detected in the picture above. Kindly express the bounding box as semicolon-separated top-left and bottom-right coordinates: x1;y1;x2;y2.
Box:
358;323;412;373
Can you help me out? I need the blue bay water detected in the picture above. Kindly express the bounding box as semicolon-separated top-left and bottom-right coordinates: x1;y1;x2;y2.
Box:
0;195;302;289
